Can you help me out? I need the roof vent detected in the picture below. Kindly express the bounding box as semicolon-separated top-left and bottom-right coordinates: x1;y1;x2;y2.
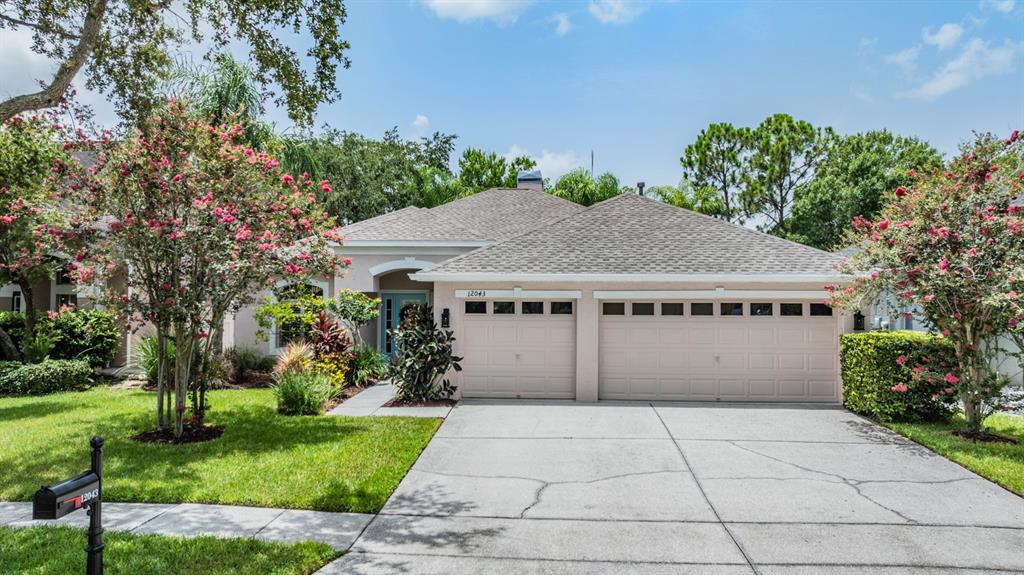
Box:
516;170;543;192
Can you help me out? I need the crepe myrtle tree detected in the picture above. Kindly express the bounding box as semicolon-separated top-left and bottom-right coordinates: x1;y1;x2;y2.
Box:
830;131;1024;433
76;100;344;437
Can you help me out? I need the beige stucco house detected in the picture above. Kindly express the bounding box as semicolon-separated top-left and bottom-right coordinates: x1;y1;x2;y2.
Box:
228;172;858;403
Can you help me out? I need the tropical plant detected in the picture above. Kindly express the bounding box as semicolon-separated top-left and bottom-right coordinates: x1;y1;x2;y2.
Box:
647;179;729;217
22;333;54;364
326;289;380;345
274;342;314;377
348;345;388;388
134;335;176;387
388;304;461;402
74;100;343;437
272;370;333;416
310;311;353;389
548;168;627;206
831;130;1024;433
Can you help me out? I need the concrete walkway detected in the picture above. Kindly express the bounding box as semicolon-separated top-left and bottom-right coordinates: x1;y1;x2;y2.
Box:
323;401;1024;574
0;501;373;551
327;383;453;418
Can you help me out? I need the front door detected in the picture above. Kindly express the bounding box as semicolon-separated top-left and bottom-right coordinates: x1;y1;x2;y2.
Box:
379;292;429;357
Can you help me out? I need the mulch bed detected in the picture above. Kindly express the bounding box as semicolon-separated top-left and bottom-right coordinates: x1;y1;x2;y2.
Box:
132;424;225;444
952;430;1019;444
383;397;457;408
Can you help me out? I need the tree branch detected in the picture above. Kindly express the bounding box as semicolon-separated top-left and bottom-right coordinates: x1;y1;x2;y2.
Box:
0;0;109;122
0;13;80;40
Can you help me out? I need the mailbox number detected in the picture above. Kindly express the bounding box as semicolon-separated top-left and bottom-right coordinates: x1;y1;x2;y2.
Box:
63;489;99;510
466;290;486;297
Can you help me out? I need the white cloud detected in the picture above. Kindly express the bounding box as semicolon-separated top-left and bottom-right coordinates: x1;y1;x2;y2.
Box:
587;0;648;24
505;145;584;180
419;0;534;24
981;0;1016;13
849;84;875;104
411;114;430;130
922;23;964;51
884;45;921;70
898;38;1022;100
551;12;571;36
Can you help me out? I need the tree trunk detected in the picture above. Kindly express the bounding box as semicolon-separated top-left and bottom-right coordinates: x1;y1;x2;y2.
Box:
959;335;984;433
0;326;21;361
173;323;191;438
18;280;36;343
155;330;167;430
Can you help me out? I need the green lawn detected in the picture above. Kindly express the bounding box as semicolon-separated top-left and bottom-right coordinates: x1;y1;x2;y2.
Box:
0;526;337;575
884;413;1024;497
0;387;440;512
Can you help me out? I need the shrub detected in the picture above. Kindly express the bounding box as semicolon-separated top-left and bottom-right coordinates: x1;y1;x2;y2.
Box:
349;345;388;388
310;312;353;390
0;311;26;349
274;342;312;376
22;332;54;364
388;304;461;402
225;346;271;385
0;359;93;395
272;370;333;415
41;309;121;367
841;330;957;422
134;336;176;387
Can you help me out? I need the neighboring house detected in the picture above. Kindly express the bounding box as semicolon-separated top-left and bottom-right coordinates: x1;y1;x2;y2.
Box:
229;171;855;403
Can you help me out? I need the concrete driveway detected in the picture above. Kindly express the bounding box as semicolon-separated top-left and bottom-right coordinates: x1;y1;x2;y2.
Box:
327;402;1024;574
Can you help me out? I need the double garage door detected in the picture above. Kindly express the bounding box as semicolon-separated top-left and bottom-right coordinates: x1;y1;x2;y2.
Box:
457;298;839;402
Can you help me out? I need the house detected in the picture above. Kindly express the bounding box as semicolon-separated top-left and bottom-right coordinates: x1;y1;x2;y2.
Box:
229;171;857;402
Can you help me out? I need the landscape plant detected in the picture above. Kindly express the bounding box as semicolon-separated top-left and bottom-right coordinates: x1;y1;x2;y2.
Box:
326;288;380;345
388;304;461;402
273;342;313;376
831;131;1024;434
272;370;333;416
309;311;354;389
349;345;388;388
0;358;93;395
75;100;343;438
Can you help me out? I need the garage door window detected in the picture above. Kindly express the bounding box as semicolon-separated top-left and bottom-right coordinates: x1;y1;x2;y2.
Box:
691;302;714;316
780;303;803;316
465;301;487;314
603;302;625;315
522;301;545;314
632;302;655;316
551;301;574;315
493;301;515;314
720;302;744;316
661;302;685;316
810;303;833;316
751;303;773;316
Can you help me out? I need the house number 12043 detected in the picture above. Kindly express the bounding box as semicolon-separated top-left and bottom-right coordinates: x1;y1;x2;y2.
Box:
466;290;487;297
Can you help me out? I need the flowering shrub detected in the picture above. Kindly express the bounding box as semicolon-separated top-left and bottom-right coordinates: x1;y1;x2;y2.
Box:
74;100;346;437
40;308;120;367
831;131;1024;431
841;331;956;422
310;311;353;390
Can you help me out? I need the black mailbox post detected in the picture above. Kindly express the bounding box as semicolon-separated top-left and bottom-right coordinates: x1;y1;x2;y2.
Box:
33;436;105;575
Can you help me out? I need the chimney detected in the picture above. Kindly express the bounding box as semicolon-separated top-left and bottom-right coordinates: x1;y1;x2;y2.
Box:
637;181;645;196
516;170;544;192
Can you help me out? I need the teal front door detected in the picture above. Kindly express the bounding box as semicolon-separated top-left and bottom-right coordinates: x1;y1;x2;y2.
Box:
379;292;429;357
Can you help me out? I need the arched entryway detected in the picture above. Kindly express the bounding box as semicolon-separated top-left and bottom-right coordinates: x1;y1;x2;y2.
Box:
374;269;432;357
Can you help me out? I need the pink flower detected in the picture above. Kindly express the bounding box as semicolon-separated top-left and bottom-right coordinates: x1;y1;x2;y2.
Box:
895;186;907;197
876;219;889;231
282;174;294;185
0;215;17;225
171;173;184;183
891;383;908;393
944;373;959;384
196;332;209;339
257;243;275;251
938;259;949;272
234;226;253;242
343;257;352;266
896;355;908;365
924;294;935;302
284;263;305;274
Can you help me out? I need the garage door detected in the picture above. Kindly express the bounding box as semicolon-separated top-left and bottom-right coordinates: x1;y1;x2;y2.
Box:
460;299;576;399
599;301;839;402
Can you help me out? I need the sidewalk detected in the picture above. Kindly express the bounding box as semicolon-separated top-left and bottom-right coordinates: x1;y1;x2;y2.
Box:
0;501;372;551
327;383;453;418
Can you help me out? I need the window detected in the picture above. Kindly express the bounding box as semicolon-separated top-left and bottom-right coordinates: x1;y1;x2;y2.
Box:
551;301;573;315
56;266;72;285
661;302;685;316
56;294;78;308
810;303;833;316
522;301;544;314
751;303;773;316
720;302;744;316
854;312;866;331
493;301;515;314
632;302;655;316
780;303;803;316
275;283;325;348
465;301;486;314
903;313;914;330
691;302;713;316
602;302;625;315
10;291;21;312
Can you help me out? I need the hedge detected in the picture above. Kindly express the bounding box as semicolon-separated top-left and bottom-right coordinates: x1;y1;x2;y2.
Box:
0;310;120;367
0;359;94;395
841;330;956;422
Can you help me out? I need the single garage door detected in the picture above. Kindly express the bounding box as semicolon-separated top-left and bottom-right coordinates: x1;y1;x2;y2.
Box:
599;301;839;402
460;299;576;399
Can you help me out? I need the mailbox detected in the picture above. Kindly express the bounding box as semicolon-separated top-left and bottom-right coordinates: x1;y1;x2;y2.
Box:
33;470;100;520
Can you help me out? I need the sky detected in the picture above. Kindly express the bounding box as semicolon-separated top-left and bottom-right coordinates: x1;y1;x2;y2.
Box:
2;0;1023;188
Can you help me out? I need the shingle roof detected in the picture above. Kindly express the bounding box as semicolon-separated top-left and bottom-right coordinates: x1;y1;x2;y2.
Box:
339;188;585;242
419;193;843;277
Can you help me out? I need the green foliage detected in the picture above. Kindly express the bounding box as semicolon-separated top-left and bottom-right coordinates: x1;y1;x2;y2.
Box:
0;0;352;124
134;336;176;387
786;130;942;250
273;370;333;415
548;168;627;206
0;312;25;347
388;305;461;402
647;179;729;217
841;331;956;422
40;308;121;367
457;148;536;193
278;128;457;223
680;122;750;220
273;342;313;377
225;346;272;385
326;289;381;343
413;166;468;208
349;345;389;387
21;332;54;364
255;285;327;345
0;359;93;395
310;311;353;389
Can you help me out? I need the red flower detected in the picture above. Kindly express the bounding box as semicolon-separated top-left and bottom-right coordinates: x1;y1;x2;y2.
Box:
876;219;889;231
944;373;959;384
896;355;908;365
890;383;908;393
895;186;907;197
